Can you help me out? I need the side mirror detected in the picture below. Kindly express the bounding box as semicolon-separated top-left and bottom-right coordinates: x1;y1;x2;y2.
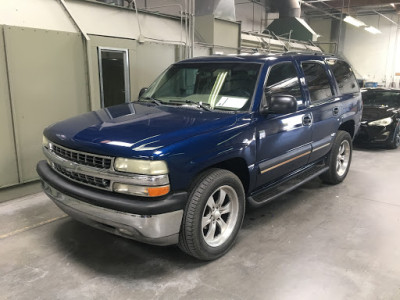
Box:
138;87;148;99
261;94;297;114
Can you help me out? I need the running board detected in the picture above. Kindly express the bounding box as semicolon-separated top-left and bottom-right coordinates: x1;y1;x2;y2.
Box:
247;164;329;208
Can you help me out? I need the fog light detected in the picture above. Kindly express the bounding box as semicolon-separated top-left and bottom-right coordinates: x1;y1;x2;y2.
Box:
113;183;170;197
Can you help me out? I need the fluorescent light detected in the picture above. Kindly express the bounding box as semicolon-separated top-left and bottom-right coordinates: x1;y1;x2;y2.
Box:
364;26;382;34
344;16;366;27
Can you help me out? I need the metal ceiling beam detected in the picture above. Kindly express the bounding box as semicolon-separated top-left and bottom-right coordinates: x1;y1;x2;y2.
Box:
326;0;400;8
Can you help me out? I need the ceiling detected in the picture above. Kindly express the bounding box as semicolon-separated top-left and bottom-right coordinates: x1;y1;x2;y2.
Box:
300;0;400;18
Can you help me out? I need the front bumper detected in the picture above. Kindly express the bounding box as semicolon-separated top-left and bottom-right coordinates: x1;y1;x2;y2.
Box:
354;124;394;146
37;161;187;245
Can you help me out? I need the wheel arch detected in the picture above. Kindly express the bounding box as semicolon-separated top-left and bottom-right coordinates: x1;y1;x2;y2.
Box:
190;157;251;195
338;120;355;138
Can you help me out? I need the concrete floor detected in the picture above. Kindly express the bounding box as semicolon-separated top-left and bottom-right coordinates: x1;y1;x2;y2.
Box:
1;148;400;300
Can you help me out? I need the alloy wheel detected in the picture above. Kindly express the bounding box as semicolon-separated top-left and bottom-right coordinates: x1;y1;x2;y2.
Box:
201;185;239;247
336;140;351;177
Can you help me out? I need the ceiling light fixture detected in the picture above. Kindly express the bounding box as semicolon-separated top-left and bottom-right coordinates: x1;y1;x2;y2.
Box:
344;15;366;27
364;26;382;34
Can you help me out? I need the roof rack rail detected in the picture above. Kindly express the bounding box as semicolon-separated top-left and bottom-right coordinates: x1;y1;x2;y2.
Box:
282;51;337;56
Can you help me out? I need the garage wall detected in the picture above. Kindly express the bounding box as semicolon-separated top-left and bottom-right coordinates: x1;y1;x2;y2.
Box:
2;26;88;184
310;14;400;87
341;14;400;87
135;42;178;94
65;0;184;44
0;0;77;33
0;27;19;188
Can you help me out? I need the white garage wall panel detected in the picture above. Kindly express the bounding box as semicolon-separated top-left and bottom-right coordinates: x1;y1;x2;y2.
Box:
0;27;19;188
135;42;177;89
65;0;184;44
4;26;89;183
341;14;400;86
0;0;77;33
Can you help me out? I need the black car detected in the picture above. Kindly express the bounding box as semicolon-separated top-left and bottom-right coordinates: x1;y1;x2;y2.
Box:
355;88;400;149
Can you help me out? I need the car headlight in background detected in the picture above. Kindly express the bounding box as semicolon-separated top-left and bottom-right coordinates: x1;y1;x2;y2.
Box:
114;158;168;175
368;117;393;127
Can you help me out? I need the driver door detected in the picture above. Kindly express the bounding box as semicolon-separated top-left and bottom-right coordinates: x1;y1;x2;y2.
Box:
255;60;313;187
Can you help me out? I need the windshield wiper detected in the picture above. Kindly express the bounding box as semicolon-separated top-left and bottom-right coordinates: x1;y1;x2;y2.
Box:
140;97;163;106
183;100;211;111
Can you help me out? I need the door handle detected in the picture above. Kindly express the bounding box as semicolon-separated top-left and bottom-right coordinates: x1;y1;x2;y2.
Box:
333;107;339;116
302;114;313;126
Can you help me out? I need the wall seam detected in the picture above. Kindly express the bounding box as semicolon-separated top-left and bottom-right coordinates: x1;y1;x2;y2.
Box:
2;27;22;183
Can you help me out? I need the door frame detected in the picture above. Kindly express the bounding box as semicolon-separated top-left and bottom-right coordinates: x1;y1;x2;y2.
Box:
97;47;130;108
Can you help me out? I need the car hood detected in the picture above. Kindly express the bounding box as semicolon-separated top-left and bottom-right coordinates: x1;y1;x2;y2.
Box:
361;106;398;122
44;102;238;158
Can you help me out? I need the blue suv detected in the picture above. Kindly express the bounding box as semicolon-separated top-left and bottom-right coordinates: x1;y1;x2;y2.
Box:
37;53;362;260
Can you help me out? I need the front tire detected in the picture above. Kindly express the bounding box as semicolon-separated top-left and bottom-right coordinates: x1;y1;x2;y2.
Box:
320;131;352;184
178;169;245;260
387;123;400;149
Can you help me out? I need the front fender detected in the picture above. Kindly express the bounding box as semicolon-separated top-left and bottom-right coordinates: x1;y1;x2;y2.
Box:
162;115;256;191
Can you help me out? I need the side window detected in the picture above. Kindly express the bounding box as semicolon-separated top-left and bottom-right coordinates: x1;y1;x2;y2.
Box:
301;62;334;104
328;60;359;94
265;62;303;101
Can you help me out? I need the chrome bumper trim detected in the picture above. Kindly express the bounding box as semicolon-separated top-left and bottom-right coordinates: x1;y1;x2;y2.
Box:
42;181;183;246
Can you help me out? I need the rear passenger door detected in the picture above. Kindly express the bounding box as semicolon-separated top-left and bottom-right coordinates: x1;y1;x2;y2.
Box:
296;58;340;163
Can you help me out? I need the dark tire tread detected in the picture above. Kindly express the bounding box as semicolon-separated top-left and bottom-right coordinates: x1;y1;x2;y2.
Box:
320;130;352;185
178;169;245;260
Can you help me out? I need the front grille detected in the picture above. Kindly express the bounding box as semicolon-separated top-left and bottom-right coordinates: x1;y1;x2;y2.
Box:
52;144;112;169
54;163;111;189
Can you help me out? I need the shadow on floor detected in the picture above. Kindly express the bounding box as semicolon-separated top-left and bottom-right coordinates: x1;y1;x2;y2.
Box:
53;219;209;279
51;177;331;275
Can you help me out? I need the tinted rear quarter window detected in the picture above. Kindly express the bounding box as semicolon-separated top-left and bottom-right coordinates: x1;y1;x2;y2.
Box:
301;62;334;104
328;60;359;94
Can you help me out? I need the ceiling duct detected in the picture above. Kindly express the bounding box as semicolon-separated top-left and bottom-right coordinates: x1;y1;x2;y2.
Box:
265;0;319;42
195;0;236;22
277;0;301;18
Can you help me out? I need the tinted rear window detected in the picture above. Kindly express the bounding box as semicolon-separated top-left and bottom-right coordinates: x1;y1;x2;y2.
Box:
328;60;359;94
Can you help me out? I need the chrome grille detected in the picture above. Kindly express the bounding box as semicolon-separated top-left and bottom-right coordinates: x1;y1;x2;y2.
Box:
52;144;112;169
54;163;111;189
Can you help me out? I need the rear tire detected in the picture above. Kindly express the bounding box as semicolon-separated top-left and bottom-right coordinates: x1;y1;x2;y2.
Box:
178;169;245;260
320;131;352;184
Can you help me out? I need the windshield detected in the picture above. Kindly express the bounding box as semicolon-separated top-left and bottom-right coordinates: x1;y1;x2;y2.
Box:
141;62;261;111
362;90;400;108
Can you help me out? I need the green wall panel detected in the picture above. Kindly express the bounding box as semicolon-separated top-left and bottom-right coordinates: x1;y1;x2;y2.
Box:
0;27;19;188
4;26;89;183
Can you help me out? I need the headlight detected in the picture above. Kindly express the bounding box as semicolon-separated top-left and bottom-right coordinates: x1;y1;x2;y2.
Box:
42;135;50;148
114;158;168;175
114;158;170;197
368;117;393;126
